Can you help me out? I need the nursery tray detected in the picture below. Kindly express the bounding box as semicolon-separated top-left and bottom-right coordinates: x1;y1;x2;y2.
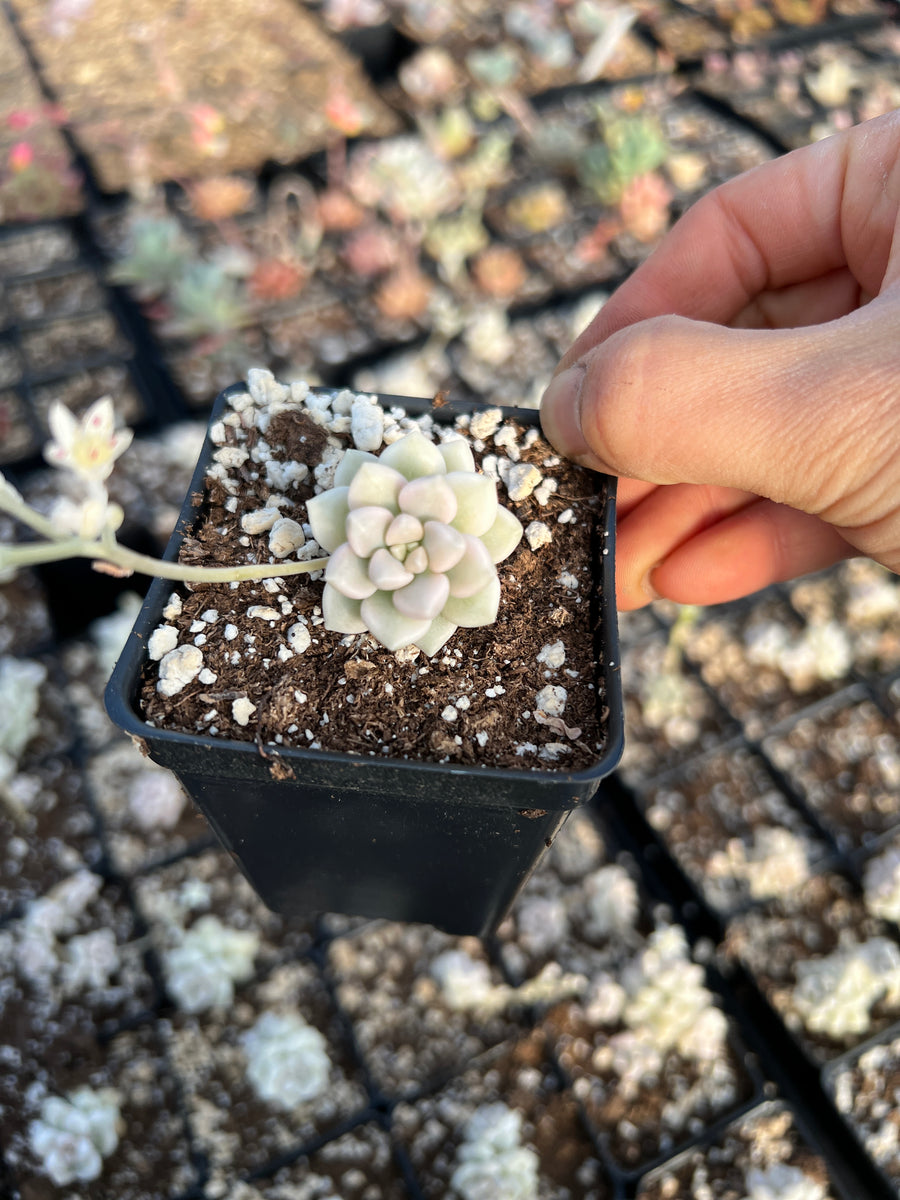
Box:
106;385;623;936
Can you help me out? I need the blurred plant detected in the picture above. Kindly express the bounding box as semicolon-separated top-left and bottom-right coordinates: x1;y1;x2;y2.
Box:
317;187;365;233
374;263;433;322
574;215;621;264
773;0;826;25
0;397;328;584
348;136;461;225
161;262;251;341
569;1;638;83
0;113;81;221
341;223;401;278
618;170;672;243
639;605;700;732
506;2;575;70
424;208;489;285
248;257;307;303
578;107;668;205
455;129;513;194
422;105;477;160
186;175;256;223
466;43;522;91
188;103;228;158
322;0;388;29
398;46;462;108
505;182;569;234
107;214;193;300
471;245;527;298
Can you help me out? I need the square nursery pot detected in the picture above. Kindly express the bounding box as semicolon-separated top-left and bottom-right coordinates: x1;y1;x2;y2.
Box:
105;384;623;936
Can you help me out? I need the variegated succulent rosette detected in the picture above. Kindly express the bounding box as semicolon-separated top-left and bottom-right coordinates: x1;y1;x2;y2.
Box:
307;431;524;655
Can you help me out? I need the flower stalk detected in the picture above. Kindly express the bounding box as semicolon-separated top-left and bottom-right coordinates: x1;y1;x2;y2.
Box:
0;397;328;586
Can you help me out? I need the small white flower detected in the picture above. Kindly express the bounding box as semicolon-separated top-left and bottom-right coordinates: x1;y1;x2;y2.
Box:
44;398;133;483
49;492;124;540
242;1011;331;1109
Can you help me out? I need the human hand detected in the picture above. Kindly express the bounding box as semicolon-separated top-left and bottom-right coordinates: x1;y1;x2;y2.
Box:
540;109;900;610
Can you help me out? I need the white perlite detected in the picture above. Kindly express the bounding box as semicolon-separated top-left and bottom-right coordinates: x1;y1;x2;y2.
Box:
505;462;543;502
268;517;305;558
350;395;385;451
247;605;280;622
450;1103;539;1200
286;622;312;654
29;1087;122;1185
524;520;552;550
232;697;257;727
163;915;259;1013
157;644;203;697
467;407;504;440
791;937;900;1038
535;685;567;716
147;624;178;661
240;506;281;535
863;843;900;922
537;640;566;669
242;1011;331;1109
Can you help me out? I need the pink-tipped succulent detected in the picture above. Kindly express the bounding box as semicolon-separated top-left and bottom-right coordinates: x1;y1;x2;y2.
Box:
307;432;524;655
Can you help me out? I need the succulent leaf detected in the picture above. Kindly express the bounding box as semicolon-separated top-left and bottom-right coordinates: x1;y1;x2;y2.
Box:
346;506;393;558
322;584;366;634
347;462;406;513
398;476;457;524
326;544;378;600
480;505;525;564
393;571;451;621
423;520;467;573
438;439;476;474
333;448;379;488
385;513;424;545
368;547;415;591
361;589;431;652
380;431;447;479
306;487;351;553
445;535;495;598
416;615;459;657
442;575;501;627
446;472;498;536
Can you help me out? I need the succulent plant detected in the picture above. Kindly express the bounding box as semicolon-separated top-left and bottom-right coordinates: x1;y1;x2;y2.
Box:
162;262;251;340
306;430;524;654
578;110;668;206
107;215;193;300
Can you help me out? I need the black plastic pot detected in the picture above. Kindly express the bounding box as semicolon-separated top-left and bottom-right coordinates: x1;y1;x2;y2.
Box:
105;385;624;937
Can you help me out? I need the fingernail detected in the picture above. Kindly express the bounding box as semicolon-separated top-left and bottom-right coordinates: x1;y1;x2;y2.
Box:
540;364;592;463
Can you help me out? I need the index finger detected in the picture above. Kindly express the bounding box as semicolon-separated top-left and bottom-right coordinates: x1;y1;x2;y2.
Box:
558;109;900;369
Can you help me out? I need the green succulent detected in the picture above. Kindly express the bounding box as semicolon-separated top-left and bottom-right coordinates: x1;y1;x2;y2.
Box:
162;262;251;341
578;111;668;205
107;216;192;300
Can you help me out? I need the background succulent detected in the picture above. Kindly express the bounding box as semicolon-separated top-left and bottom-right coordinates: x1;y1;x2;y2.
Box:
306;430;523;655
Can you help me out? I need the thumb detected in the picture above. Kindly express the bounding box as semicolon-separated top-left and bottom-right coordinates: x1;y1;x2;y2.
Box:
539;304;900;560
